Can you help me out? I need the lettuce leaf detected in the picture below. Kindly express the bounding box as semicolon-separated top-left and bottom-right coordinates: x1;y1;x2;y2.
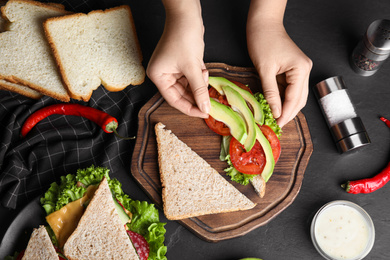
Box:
41;165;167;260
254;92;282;138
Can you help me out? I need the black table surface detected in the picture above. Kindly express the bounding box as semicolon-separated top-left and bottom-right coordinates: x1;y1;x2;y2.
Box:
1;0;390;259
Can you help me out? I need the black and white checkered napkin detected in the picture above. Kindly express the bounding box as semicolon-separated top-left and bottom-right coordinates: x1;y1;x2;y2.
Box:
0;0;157;209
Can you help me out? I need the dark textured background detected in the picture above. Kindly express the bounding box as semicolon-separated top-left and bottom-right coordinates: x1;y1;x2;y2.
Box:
1;0;390;259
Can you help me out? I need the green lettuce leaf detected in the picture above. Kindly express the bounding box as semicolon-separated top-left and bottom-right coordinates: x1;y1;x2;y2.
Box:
254;92;282;138
40;174;86;215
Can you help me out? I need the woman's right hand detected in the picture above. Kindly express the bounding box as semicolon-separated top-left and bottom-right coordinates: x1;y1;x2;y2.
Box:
147;0;210;118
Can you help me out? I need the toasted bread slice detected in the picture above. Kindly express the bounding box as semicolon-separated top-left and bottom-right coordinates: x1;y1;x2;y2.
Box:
155;122;256;220
0;0;70;101
21;225;58;260
63;177;139;260
44;5;145;101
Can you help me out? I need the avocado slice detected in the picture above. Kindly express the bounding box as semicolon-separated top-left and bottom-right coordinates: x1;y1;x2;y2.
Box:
223;85;256;152
113;198;131;225
209;76;264;125
255;124;275;182
209;98;247;144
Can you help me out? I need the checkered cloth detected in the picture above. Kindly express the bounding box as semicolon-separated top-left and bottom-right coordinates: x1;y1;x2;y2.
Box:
0;0;157;209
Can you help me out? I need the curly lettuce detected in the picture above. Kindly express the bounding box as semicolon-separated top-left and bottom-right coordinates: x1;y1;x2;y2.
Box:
254;92;282;138
40;165;167;260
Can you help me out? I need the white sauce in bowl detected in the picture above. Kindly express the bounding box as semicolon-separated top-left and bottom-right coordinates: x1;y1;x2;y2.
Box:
311;201;375;260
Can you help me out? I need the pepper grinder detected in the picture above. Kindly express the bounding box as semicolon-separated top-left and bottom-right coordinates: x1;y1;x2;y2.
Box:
350;19;390;76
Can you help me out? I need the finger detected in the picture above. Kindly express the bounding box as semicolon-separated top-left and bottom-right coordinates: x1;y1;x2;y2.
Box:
277;73;309;127
182;65;210;114
163;82;208;118
258;67;282;119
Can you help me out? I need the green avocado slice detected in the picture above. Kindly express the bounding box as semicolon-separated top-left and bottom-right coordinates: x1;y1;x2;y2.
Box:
209;98;247;144
255;124;275;182
209;76;264;125
223;85;256;152
113;198;130;225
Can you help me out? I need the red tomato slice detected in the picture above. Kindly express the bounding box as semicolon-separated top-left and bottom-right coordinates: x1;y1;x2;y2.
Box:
229;125;281;175
204;80;252;136
259;125;281;163
16;250;25;260
229;137;266;175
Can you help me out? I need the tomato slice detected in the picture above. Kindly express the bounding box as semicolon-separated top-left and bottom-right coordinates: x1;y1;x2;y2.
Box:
229;125;281;175
204;80;252;136
259;125;281;163
229;137;266;175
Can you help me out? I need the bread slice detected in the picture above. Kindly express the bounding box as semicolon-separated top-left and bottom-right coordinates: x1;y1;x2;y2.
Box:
44;5;145;101
63;177;139;260
21;225;58;260
0;0;70;101
155;122;256;220
250;174;266;198
0;79;43;99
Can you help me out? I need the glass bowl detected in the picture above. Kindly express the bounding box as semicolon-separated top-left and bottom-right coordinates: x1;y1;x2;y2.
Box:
310;200;375;260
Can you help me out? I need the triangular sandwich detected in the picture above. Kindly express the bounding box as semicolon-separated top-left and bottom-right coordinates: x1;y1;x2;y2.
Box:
155;122;256;220
63;177;139;260
21;225;58;260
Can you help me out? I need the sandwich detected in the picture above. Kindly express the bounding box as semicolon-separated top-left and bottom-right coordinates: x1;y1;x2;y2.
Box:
205;77;282;197
155;122;256;220
19;225;62;260
7;165;167;260
63;177;140;260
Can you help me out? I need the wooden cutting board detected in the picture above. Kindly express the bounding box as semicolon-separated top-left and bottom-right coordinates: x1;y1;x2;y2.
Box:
131;63;313;242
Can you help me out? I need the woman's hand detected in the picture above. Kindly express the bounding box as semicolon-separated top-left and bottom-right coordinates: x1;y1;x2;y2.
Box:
247;0;312;127
147;0;210;118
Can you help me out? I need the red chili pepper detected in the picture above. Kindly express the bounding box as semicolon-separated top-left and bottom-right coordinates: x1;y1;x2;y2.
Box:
380;116;390;128
341;161;390;194
21;103;134;140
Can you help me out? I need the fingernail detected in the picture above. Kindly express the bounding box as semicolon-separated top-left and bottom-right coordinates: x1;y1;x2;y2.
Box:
271;105;281;118
201;100;210;114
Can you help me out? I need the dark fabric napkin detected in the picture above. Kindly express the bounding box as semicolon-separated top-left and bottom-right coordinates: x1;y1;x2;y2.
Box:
0;0;157;209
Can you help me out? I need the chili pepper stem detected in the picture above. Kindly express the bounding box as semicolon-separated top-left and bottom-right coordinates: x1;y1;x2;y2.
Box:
112;127;136;140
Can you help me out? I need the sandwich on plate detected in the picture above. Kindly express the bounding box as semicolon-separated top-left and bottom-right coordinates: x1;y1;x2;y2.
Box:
7;165;167;260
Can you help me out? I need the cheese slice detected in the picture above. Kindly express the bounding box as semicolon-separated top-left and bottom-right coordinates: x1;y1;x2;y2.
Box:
46;185;98;247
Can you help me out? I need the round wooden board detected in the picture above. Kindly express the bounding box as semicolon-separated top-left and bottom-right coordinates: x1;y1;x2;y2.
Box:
130;63;313;242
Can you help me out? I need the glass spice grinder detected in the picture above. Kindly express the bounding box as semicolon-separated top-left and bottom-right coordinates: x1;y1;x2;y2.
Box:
314;76;370;153
351;19;390;76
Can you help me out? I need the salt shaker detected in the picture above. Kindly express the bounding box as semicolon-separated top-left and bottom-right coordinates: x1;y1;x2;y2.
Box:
350;19;390;76
314;76;370;153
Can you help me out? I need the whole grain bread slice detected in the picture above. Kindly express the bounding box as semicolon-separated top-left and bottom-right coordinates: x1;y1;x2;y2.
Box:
21;225;58;260
0;0;70;101
63;177;139;260
44;5;145;101
155;122;256;220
